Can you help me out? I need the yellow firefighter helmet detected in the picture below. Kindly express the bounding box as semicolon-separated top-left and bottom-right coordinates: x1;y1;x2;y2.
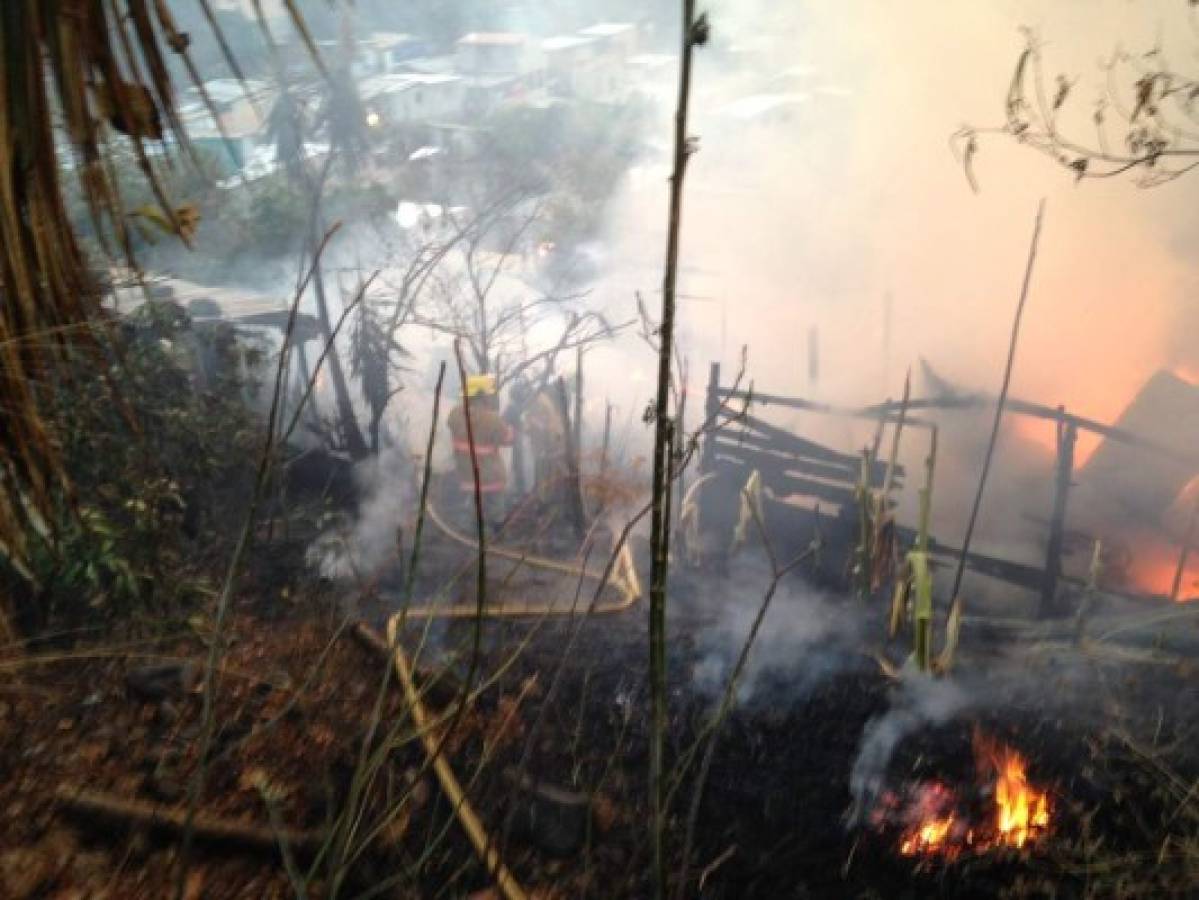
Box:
466;373;497;398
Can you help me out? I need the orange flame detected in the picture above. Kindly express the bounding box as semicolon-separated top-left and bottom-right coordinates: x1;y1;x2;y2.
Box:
900;815;956;856
893;736;1052;859
992;747;1051;849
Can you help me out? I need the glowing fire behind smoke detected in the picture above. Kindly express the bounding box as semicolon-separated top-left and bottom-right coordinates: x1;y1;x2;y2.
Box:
1115;526;1199;601
888;736;1051;860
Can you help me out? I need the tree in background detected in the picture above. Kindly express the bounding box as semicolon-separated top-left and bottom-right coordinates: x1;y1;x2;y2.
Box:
0;2;312;623
957;16;1199;188
409;195;622;393
481;101;649;251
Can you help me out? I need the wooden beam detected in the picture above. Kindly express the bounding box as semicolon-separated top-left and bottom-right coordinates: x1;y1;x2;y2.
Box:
1038;418;1076;617
715;458;858;507
709;437;892;487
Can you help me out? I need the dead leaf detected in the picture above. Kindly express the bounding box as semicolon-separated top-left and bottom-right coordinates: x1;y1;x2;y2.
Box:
98;80;163;140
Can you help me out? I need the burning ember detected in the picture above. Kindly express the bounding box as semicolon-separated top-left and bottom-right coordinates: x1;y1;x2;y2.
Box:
876;733;1052;861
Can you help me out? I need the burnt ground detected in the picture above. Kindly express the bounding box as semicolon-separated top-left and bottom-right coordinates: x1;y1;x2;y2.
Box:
3;519;1199;899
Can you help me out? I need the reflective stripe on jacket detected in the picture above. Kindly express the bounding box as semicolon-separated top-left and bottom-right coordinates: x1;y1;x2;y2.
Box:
447;402;513;494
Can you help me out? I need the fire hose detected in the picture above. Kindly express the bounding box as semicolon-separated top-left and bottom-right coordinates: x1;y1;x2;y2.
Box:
394;500;642;619
373;503;641;900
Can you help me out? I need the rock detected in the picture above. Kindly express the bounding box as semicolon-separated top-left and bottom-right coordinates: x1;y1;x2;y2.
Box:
503;769;592;857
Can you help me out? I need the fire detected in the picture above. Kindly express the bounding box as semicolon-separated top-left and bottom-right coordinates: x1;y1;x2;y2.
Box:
991;746;1051;849
1010;416;1103;468
900;815;956;856
1107;524;1199;601
886;735;1052;861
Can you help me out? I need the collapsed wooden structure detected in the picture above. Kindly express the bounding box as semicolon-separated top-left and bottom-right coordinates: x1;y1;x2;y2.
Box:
697;363;1199;613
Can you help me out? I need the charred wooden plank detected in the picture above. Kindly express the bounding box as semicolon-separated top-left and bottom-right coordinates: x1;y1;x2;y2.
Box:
716;458;858;507
710;437;861;483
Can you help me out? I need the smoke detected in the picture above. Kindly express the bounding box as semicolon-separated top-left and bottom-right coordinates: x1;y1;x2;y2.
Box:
847;672;970;825
306;446;414;580
689;564;865;705
570;1;1199;601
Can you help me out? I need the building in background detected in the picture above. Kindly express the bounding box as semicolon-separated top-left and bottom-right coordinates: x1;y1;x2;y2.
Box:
455;32;547;117
178;79;273;175
359;73;465;128
541;35;599;99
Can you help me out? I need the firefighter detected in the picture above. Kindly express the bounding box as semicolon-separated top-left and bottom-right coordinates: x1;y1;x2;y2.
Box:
447;374;514;520
523;383;569;504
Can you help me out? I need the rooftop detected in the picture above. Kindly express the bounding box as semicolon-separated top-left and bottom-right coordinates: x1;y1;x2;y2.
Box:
398;55;457;75
457;32;526;46
188;78;269;106
363;31;417;49
542;35;596;52
578;22;635;38
359;72;461;100
628;53;676;68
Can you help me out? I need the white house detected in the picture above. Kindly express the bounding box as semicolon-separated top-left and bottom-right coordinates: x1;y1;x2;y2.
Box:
577;23;638;60
541;35;600;99
359;73;465;127
361;32;424;74
454;33;548;116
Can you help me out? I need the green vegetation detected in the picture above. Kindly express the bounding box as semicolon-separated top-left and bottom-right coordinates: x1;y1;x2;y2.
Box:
5;302;265;634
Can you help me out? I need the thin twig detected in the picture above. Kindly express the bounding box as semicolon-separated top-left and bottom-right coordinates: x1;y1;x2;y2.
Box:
949;200;1047;608
649;6;700;896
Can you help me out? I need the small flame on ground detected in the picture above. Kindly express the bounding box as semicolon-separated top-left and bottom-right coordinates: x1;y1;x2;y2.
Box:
899;815;956;856
890;734;1051;860
990;744;1051;849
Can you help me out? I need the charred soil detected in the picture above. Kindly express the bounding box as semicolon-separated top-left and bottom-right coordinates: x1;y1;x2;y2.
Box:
2;533;1198;899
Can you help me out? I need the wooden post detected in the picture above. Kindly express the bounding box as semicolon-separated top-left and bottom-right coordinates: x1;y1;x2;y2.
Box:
701;362;720;474
697;361;721;541
1039;410;1076;617
1169;491;1199;601
556;376;585;539
573;346;584;464
597;400;613;515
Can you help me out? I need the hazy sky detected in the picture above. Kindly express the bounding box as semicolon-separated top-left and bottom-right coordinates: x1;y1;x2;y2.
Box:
594;0;1199;451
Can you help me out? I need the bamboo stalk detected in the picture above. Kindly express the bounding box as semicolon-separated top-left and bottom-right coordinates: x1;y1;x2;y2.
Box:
910;551;933;672
917;427;938;553
648;5;701;897
56;786;324;853
384;618;527;900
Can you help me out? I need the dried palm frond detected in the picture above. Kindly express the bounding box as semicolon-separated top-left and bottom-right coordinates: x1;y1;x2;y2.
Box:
889;558;910;638
0;2;314;626
933;595;963;675
730;469;765;556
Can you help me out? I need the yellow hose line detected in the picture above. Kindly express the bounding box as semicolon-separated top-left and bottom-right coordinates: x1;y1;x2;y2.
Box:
385;616;528;900
397;502;640;619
